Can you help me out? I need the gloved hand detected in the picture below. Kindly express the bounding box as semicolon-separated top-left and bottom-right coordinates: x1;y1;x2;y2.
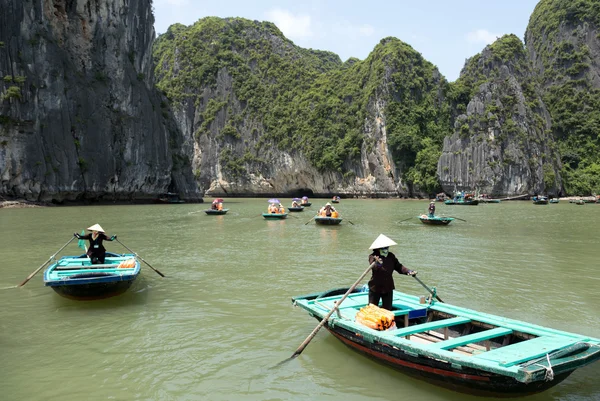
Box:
110;235;117;240
74;233;81;239
408;270;418;276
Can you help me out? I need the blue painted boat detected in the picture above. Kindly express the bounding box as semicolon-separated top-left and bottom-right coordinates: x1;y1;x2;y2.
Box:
204;208;229;215
445;199;479;205
418;215;454;225
43;252;141;300
314;216;342;225
262;213;288;220
292;288;600;396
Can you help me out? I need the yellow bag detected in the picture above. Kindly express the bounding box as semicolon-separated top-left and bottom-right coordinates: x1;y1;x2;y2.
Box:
355;304;396;331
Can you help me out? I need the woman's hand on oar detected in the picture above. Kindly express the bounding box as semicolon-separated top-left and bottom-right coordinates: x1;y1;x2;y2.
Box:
18;236;76;287
276;261;377;367
412;274;444;303
114;238;165;277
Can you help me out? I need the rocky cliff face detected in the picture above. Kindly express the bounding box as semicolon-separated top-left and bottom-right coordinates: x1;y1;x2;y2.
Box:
438;35;562;196
0;0;201;202
154;20;449;198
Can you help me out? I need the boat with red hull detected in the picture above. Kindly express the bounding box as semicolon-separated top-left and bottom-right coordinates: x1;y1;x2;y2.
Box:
292;287;600;396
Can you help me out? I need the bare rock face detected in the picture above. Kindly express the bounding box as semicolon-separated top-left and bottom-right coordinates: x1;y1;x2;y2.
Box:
438;36;562;197
0;0;201;202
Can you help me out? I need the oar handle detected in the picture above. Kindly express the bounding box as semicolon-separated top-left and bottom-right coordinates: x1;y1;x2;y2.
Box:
290;261;377;358
19;236;76;287
115;239;166;277
412;275;444;303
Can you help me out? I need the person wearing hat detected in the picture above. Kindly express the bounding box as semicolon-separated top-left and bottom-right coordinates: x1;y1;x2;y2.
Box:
368;234;417;310
428;201;436;217
319;202;336;217
74;224;116;264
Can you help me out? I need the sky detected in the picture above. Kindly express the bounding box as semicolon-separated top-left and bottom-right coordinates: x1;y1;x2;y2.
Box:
152;0;542;82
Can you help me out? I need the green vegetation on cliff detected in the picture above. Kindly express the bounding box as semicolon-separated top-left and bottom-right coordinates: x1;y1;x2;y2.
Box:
154;18;450;193
527;0;600;194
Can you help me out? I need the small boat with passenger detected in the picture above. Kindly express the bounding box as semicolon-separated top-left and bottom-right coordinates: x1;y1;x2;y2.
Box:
292;286;600;396
43;252;141;300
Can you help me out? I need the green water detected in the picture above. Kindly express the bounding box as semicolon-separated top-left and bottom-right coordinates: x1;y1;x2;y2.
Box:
1;199;599;401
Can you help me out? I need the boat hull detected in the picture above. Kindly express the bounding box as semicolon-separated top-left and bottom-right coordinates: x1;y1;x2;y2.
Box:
314;217;342;225
325;323;572;396
445;200;479;205
419;215;453;225
49;276;136;300
288;207;304;212
262;213;288;219
533;200;549;205
204;209;229;215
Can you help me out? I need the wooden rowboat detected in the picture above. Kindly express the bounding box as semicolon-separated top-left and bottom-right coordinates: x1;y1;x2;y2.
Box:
43;252;141;300
262;213;288;220
288;206;304;212
204;208;229;215
418;215;454;225
314;216;342;225
292;288;600;396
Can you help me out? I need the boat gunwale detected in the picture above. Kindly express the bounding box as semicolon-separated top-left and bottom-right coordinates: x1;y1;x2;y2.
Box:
43;254;141;286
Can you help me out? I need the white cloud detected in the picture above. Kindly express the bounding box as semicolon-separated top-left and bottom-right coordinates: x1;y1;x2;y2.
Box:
466;29;501;45
265;9;312;39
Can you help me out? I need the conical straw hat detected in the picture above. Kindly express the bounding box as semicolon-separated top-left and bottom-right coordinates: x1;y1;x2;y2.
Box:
369;234;397;250
87;223;105;232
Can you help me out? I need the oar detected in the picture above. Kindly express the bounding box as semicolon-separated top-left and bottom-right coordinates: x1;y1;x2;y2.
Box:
304;216;316;225
398;217;414;224
412;275;444;303
346;220;355;225
279;261;377;365
447;216;467;222
115;239;165;277
18;236;76;287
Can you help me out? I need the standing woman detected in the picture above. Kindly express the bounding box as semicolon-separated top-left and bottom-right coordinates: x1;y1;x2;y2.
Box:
75;224;116;264
367;234;417;310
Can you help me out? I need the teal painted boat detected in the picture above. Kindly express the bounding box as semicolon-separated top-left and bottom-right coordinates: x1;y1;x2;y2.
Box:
292;288;600;396
418;215;454;225
43;252;141;300
204;208;229;215
445;199;479;206
549;199;559;204
288;206;304;212
262;213;288;220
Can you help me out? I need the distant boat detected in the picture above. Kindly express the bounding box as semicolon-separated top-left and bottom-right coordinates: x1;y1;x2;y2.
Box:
288;206;304;212
532;196;549;205
477;198;501;204
43;252;141;300
262;213;288;220
292;287;600;396
314;216;342;225
154;192;185;204
445;199;479;206
418;215;454;225
331;196;341;204
204;208;229;215
549;199;559;204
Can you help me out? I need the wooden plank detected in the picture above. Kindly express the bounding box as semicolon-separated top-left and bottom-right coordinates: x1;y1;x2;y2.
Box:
475;336;580;367
392;317;471;337
428;327;513;350
54;264;120;270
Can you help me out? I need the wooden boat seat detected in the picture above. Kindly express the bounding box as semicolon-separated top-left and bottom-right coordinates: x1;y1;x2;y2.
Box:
391;316;471;337
474;335;583;367
54;264;120;270
427;327;513;350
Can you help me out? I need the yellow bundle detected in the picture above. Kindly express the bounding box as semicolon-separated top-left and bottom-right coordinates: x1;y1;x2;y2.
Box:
355;304;396;331
117;258;136;268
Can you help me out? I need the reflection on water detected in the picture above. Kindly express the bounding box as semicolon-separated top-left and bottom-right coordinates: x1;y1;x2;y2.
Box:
0;199;599;401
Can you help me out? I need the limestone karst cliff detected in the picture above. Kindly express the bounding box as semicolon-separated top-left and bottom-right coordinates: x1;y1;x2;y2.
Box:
438;35;562;197
0;0;201;202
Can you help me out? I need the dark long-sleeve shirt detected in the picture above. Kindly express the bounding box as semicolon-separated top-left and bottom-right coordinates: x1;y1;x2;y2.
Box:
368;251;411;293
79;233;113;257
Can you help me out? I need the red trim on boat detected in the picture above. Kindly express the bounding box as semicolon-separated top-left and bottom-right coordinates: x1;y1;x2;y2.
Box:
329;329;490;382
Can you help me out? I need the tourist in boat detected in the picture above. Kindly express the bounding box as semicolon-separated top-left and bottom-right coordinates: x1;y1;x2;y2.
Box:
292;200;301;208
319;202;336;217
278;203;286;214
268;203;278;213
368;234;417;311
211;200;219;210
74;224;116;264
428;201;436;217
301;196;309;205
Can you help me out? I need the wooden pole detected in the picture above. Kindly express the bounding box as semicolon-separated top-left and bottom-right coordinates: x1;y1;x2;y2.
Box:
115;239;165;277
19;236;76;287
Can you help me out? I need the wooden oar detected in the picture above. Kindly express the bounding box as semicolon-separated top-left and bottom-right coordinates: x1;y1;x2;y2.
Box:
304;216;316;225
278;261;377;365
115;239;165;277
18;236;76;287
398;217;414;224
412;275;444;303
346;219;355;225
447;216;467;222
